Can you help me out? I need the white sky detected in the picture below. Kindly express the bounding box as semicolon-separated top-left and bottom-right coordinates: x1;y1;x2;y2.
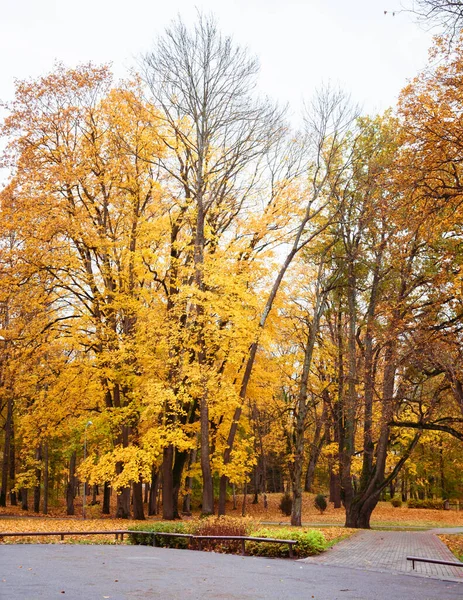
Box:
1;0;434;119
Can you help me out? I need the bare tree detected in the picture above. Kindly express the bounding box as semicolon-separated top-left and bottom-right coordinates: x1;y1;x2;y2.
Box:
141;13;284;517
411;0;463;40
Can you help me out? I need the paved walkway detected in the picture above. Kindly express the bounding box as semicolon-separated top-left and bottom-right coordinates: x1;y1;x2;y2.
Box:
2;544;462;599
302;530;463;581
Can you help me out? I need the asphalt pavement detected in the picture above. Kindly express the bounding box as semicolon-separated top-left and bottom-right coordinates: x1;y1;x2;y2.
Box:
1;544;462;600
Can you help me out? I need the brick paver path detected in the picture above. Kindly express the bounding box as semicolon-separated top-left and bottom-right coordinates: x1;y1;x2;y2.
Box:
302;530;463;581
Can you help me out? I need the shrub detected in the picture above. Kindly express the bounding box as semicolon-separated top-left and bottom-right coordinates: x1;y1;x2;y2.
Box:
128;521;191;549
279;492;293;516
314;494;327;514
247;527;327;558
390;498;402;508
407;499;444;510
191;516;251;553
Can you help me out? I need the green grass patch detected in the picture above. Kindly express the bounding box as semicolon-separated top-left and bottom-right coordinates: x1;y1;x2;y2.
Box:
128;521;191;549
246;527;326;558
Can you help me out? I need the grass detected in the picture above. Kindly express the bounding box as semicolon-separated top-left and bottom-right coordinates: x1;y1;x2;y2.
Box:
439;534;463;562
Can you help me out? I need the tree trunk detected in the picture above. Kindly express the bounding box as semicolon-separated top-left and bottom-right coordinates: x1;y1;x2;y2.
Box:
173;450;188;519
182;448;196;515
115;425;130;519
116;486;131;519
304;399;327;493
344;346;421;528
241;482;247;517
43;442;49;515
340;267;357;519
102;482;111;515
66;452;77;515
9;419;17;506
0;396;13;507
194;198;214;517
290;286;325;527
144;482;149;504
149;467;159;516
162;444;174;519
21;488;28;511
330;471;342;508
34;445;42;513
132;481;145;520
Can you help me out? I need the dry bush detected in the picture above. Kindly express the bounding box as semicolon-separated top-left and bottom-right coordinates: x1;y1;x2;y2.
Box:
191;516;252;553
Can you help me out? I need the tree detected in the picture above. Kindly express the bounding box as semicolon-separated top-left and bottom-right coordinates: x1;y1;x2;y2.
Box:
142;14;283;517
216;87;359;516
1;64;165;519
412;0;463;40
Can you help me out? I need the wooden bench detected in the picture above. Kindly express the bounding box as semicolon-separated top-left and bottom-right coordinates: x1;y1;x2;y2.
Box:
0;530;299;557
407;555;463;570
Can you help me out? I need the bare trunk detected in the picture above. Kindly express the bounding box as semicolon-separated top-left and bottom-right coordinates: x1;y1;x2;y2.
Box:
144;482;149;504
340;267;357;519
241;482;247;517
194;197;214;516
102;482;111;515
173;450;188;519
182;448;196;515
116;485;131;519
34;446;42;513
42;442;49;514
9;416;16;505
149;467;159;516
132;481;145;520
0;396;12;507
66;452;77;515
162;444;174;519
21;488;28;511
115;425;131;519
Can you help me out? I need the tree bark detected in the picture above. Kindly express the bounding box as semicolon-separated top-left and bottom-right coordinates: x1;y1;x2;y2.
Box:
149;467;159;516
173;450;188;519
33;445;42;513
42;442;49;515
102;481;111;515
162;444;175;519
115;425;130;519
0;395;13;507
66;452;77;515
9;415;17;506
21;488;28;511
132;481;145;520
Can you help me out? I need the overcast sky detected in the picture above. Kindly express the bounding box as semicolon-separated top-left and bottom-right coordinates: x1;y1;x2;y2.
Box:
1;0;434;119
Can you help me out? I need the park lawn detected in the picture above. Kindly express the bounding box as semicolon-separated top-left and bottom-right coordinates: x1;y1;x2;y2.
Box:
235;494;463;529
439;534;463;561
